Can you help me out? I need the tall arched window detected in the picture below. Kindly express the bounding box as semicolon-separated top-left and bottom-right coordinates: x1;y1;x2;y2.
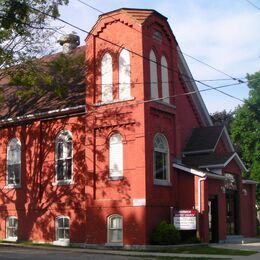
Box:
161;56;170;103
107;214;123;245
154;134;169;183
7;138;21;186
101;52;113;102
119;49;131;100
55;130;73;183
149;50;158;99
109;134;123;178
6;216;18;240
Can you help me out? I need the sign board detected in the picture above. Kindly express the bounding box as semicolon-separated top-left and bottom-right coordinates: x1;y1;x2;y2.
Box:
133;198;146;206
173;210;197;230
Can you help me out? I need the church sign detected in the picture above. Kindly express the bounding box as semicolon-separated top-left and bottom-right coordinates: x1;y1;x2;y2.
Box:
173;210;197;230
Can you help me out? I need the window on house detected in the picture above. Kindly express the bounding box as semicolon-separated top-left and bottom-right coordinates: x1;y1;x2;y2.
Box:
101;52;113;102
107;215;123;244
55;130;73;183
149;50;158;99
56;216;70;241
161;56;170;103
154;134;169;183
7;138;21;187
119;49;131;100
109;134;123;178
6;216;18;240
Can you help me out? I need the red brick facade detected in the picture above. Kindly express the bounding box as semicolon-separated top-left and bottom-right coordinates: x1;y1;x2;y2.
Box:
0;8;256;245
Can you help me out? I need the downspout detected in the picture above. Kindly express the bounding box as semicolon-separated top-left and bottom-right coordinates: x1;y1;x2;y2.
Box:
198;175;207;213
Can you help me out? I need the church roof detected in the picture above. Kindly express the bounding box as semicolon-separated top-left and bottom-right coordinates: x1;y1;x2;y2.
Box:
0;47;85;124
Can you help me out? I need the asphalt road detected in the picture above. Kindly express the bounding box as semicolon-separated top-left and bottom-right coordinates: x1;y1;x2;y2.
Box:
0;246;146;260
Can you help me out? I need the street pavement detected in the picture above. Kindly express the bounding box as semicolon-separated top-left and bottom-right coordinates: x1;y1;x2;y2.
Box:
1;241;260;259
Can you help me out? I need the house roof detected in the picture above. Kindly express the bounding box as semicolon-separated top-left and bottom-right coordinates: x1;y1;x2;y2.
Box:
0;47;86;123
182;152;247;172
183;126;224;154
183;152;235;168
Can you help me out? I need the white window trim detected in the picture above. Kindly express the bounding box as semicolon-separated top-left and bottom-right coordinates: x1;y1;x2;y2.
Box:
161;55;170;104
101;52;113;103
109;134;123;179
106;214;123;246
53;216;70;246
94;97;135;107
55;130;73;185
149;49;159;99
6;216;18;241
6;138;21;188
119;48;131;100
153;133;171;185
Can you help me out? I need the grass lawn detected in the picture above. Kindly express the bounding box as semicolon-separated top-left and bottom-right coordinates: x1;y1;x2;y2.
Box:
146;245;257;256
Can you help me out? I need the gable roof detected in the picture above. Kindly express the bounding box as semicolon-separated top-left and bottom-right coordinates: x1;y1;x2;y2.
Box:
183;125;234;155
182;152;247;172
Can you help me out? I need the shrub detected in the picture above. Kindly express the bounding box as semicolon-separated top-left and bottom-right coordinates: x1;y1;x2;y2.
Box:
150;221;181;245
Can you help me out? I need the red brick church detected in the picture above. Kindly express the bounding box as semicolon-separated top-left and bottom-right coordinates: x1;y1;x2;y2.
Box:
0;8;257;246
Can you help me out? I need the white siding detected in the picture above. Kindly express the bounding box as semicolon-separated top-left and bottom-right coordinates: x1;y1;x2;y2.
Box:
161;56;170;103
109;134;123;178
119;49;131;100
101;53;113;102
149;50;158;99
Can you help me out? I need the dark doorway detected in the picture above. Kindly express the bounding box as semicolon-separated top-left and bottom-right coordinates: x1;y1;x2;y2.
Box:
226;190;239;235
208;196;219;242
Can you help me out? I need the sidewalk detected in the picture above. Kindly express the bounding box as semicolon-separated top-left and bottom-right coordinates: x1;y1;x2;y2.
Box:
0;242;248;259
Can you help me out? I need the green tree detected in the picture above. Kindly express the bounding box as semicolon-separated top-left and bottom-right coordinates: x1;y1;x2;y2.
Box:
210;110;234;132
231;71;260;202
0;0;69;78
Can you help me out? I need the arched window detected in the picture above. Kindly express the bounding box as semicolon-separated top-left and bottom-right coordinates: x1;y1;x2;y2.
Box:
56;216;70;241
107;214;123;244
119;49;131;100
55;130;73;183
149;50;158;99
6;216;18;240
154;134;169;183
161;56;170;103
101;52;113;102
7;138;21;186
109;134;123;178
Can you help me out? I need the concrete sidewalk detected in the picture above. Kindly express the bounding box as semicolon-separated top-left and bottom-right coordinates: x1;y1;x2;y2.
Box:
0;242;250;259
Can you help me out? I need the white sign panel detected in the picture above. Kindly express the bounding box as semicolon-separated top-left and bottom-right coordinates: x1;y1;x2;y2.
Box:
173;210;197;230
133;198;146;206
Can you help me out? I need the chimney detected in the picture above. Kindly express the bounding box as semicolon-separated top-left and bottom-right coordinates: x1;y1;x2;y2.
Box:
58;33;80;54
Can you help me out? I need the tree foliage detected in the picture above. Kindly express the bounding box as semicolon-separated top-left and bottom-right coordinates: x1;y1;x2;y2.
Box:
0;0;69;78
231;71;260;185
210;110;234;132
9;52;85;98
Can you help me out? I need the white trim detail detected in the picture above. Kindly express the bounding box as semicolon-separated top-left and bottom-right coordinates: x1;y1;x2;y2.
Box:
242;179;258;185
0;105;85;125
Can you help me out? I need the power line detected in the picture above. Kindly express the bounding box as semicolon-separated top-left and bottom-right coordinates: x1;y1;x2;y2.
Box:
245;0;260;10
91;81;245;115
29;5;245;103
76;0;246;84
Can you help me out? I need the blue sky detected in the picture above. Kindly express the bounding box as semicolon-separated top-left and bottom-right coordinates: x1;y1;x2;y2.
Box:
54;0;260;113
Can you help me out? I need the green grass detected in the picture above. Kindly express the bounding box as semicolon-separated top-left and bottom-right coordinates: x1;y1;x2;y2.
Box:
146;245;256;256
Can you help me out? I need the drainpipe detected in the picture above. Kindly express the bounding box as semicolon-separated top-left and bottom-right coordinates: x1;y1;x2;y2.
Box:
197;174;207;241
197;175;207;213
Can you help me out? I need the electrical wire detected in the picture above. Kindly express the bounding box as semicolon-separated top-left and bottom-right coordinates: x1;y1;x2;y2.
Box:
245;0;260;10
29;5;245;103
76;0;247;84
